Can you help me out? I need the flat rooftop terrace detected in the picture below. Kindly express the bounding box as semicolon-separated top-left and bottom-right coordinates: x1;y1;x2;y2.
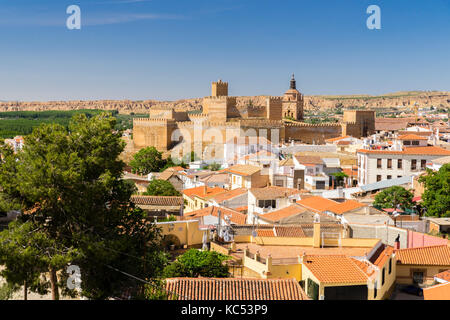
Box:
231;242;373;260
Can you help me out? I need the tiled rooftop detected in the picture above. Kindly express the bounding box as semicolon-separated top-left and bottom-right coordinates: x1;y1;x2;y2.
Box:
302;255;369;284
182;186;226;199
434;269;450;282
130;195;184;206
259;205;308;223
357;146;450;156
210;188;247;203
183;206;246;225
165;278;309;300
225;164;261;176
326;200;367;215
396;245;450;266
296;196;339;213
250;186;301;200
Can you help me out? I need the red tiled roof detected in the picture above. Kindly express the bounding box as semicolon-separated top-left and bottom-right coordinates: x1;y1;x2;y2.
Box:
210;188;247;203
357;146;450;156
224;164;261;176
165;278;309;300
302;255;369;284
296;196;339;213
131;195;184;206
294;155;323;165
326;200;367;215
183;186;226;199
259;205;308;223
250;186;301;200
370;245;395;268
434;270;450;282
183;206;246;225
397;134;428;140
396;245;450;266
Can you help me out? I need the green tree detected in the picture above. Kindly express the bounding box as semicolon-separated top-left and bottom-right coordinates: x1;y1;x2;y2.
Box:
373;186;414;210
0;114;168;299
331;172;348;187
206;162;221;171
144;180;180;196
130;146;164;175
419;164;450;217
0;220;79;300
163;249;230;278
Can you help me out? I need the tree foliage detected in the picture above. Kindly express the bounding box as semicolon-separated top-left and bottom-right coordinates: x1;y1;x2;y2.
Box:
130;147;165;175
163;249;230;278
419;164;450;217
144;180;180;196
0;113;168;299
373;186;414;210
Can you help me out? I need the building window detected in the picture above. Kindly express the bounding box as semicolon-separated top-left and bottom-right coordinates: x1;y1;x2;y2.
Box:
389;258;392;274
404;141;411;146
398;176;402;178
377;175;382;182
411;160;417;171
421;160;426;170
412;140;420;146
377;159;382;169
398;159;402;169
382;268;385;285
411;269;425;284
387;175;392;180
387;159;392;169
374;281;377;299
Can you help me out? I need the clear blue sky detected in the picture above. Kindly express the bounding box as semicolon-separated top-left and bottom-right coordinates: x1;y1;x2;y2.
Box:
1;0;449;101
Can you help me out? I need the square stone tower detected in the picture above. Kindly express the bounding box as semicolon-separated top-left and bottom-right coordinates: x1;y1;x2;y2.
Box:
211;79;228;97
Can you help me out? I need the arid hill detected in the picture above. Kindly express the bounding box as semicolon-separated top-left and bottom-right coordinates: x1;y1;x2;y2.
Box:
0;91;449;114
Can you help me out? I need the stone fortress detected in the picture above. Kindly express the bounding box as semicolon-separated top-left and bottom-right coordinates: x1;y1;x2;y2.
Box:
132;75;375;157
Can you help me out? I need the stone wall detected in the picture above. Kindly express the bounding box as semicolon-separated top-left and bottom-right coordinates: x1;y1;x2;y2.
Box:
285;123;342;144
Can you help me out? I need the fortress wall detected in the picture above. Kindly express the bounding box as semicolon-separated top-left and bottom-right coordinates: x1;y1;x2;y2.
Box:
266;97;283;120
133;118;176;151
285;123;342;144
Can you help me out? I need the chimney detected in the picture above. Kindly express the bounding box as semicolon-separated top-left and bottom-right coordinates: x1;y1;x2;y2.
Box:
313;214;321;248
394;234;400;251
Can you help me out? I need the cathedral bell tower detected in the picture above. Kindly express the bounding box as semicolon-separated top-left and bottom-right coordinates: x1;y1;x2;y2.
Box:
282;74;304;121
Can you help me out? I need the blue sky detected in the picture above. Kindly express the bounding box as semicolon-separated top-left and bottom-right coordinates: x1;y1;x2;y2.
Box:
0;0;449;101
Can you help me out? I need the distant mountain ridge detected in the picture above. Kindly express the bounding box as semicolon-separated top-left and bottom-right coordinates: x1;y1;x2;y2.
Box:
0;91;448;114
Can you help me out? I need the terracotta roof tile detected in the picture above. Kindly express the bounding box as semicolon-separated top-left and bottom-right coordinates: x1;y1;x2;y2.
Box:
183;186;226;200
296;196;339;213
184;206;246;225
131;195;184;206
357;146;450;156
396;245;450;266
250;186;301;200
434;269;450;282
397;134;428;140
224;164;261;176
259;205;308;223
165;278;309;300
326;200;367;215
210;188;247;203
294;155;323;165
302;255;369;284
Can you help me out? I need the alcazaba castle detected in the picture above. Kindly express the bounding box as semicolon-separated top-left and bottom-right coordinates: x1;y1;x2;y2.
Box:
133;75;375;156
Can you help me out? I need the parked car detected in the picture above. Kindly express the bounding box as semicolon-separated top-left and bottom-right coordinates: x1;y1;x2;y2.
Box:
402;285;423;296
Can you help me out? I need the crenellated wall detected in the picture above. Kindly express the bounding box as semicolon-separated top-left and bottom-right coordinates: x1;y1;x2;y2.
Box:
285;122;342;144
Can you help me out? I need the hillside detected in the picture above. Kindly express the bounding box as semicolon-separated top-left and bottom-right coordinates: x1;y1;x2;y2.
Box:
0;91;449;114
